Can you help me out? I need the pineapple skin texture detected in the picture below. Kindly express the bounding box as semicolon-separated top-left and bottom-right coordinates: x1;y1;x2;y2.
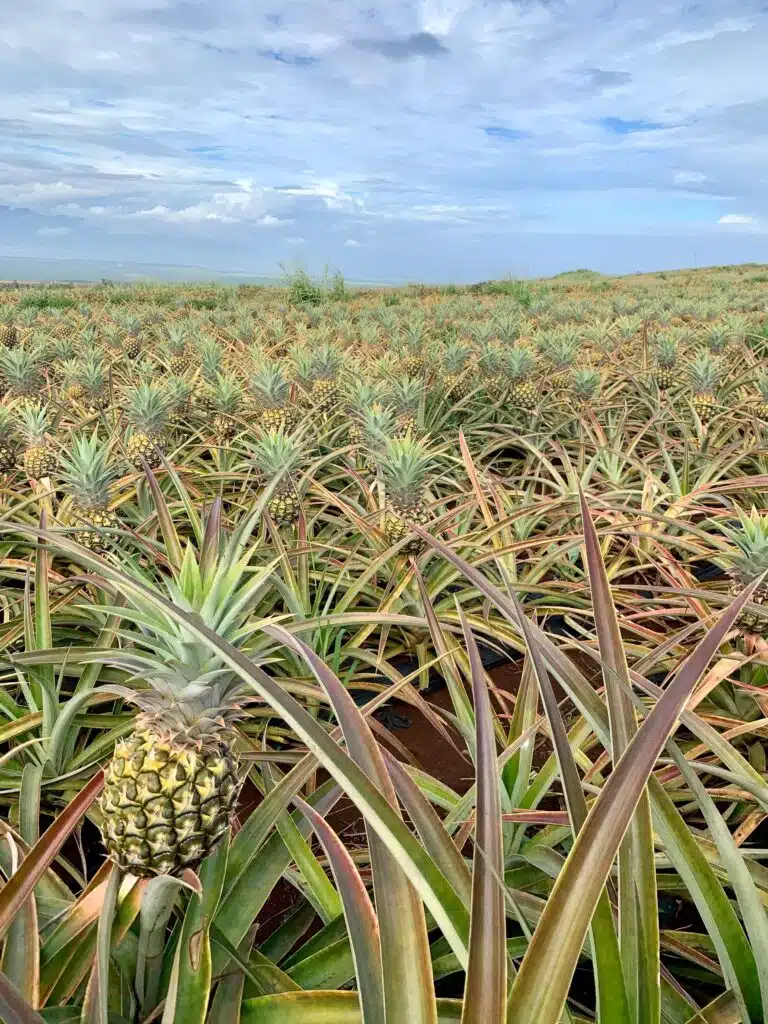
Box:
384;500;430;554
126;432;163;468
23;445;57;479
267;486;301;526
100;726;240;877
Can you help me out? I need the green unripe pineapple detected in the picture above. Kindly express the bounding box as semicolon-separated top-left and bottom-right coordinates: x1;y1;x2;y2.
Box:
506;348;538;410
654;336;678;390
687;351;721;423
251;362;298;431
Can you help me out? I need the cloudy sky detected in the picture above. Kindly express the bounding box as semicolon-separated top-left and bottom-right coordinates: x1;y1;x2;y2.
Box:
1;0;767;281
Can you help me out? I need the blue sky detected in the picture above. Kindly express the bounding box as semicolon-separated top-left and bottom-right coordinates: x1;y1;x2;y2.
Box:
1;0;767;281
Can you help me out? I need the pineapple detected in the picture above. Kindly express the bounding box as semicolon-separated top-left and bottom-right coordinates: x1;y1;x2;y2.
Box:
210;373;242;443
125;384;171;468
687;351;721;423
249;428;305;526
57;433;120;551
78;353;110;412
310;344;344;411
122;317;143;360
441;341;472;398
344;381;386;450
478;342;503;397
718;507;768;634
164;375;195;432
165;325;193;376
399;322;426;376
194;337;225;413
752;371;768;420
377;435;434;555
356;402;397;473
99;518;250;876
17;403;57;479
0;312;17;349
250;363;298;431
0;404;19;473
654;336;678;390
390;377;423;436
506;348;538;410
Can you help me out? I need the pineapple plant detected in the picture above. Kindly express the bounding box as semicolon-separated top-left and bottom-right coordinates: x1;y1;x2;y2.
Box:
210;373;242;443
0;404;19;473
390;377;423;436
57;433;120;551
99;517;251;876
310;344;344;411
250;362;297;431
249;428;305;526
687;351;721;423
506;348;538;410
478;342;503;397
17;403;57;479
718;507;768;634
654;336;678;390
344;380;386;450
194;337;224;413
377;435;434;555
0;345;44;402
121;316;143;360
356;402;397;473
399;322;426;376
164;375;195;432
752;371;768;420
0;311;17;349
440;341;473;398
78;353;110;412
165;325;193;376
125;384;171;468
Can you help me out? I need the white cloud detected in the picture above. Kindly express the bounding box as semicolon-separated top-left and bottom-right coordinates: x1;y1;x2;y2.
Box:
343;238;362;247
257;214;291;226
36;225;69;236
286;236;307;245
718;213;756;224
674;170;706;185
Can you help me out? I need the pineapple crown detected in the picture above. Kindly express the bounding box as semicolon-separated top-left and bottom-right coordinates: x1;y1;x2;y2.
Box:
198;336;223;376
719;507;768;578
477;342;503;376
505;347;537;380
77;353;108;392
57;432;116;508
360;402;397;445
377;435;435;502
344;377;384;413
0;345;43;392
165;324;189;353
311;343;344;379
164;375;193;409
687;351;721;392
657;335;679;366
249;427;305;480
126;383;171;433
250;362;290;406
16;402;51;445
442;341;471;373
389;375;424;413
209;372;242;414
571;367;602;398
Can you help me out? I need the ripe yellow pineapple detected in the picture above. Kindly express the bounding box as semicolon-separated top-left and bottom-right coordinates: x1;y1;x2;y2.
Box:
687;351;721;423
506;348;539;411
0;314;17;349
17;403;57;479
125;383;172;468
440;341;472;398
653;336;678;390
250;362;298;431
376;435;435;555
0;404;19;473
249;428;306;526
98;511;254;876
57;433;120;552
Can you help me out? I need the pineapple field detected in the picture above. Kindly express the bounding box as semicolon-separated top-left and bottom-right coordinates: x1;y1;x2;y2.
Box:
1;265;768;1022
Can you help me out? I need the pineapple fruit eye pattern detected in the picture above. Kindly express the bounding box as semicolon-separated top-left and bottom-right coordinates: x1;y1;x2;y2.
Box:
3;267;768;1022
